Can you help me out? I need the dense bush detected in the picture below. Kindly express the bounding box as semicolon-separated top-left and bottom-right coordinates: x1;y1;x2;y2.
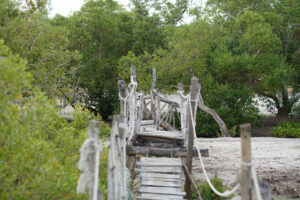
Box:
271;121;300;138
0;41;110;199
191;177;232;200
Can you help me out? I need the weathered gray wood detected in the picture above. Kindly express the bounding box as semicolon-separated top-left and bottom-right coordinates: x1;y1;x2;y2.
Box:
198;82;229;137
141;120;154;125
137;161;182;167
138;91;144;132
139;173;181;179
240;123;252;200
118;80;128;117
160;102;168;113
140;157;180;162
151;68;156;122
138;130;183;140
142;177;184;183
156;97;160;130
178;83;188;146
136;166;181;173
77;120;101;200
107;115;126;200
126;145;209;157
137;193;186;200
142;180;182;188
152;90;180;107
160;120;179;131
183;164;203;200
131;65;137;82
186;76;199;199
139;186;186;196
151;67;156;90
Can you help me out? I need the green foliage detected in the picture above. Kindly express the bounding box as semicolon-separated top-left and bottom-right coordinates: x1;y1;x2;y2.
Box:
191;177;232;200
0;11;81;99
0;41;110;199
271;121;300;138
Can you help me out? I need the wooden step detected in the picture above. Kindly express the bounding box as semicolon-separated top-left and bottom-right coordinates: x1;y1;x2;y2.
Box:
137;193;186;200
136;161;181;167
141;180;182;188
138;131;183;140
139;173;181;179
141;120;154;126
140;157;181;162
138;186;186;196
136;166;181;173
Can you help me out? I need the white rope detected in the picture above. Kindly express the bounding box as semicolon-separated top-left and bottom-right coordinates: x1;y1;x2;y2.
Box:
178;90;190;100
188;97;263;199
252;166;263;200
188;99;240;197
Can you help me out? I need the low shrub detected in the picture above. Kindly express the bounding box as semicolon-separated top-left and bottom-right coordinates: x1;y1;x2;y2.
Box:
191;177;232;200
271;121;300;138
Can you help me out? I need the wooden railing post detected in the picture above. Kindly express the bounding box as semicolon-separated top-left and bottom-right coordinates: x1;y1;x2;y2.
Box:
151;67;156;123
178;83;188;147
186;76;199;199
240;123;252;200
118;80;128;116
108;115;126;200
77;120;102;200
156;96;160;130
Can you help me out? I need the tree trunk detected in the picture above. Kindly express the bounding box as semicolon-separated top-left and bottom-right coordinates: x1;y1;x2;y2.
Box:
276;87;291;120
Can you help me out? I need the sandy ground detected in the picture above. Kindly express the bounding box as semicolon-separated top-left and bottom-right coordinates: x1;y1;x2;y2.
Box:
192;137;300;199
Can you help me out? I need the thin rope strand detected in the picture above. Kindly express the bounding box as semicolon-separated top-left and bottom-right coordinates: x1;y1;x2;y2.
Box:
188;98;240;197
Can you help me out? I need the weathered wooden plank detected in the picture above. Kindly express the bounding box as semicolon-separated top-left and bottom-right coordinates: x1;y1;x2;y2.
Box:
139;173;181;179
141;120;154;125
139;186;186;196
142;180;182;188
142;177;184;183
137;193;186;200
138;131;183;140
136;166;181;173
140;157;180;162
126;145;209;157
137;161;181;167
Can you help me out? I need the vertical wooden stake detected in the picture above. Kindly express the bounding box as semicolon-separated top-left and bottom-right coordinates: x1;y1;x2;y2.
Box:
88;120;100;200
240;123;252;200
151;67;156;123
156;96;161;130
186;76;199;199
118;80;128;116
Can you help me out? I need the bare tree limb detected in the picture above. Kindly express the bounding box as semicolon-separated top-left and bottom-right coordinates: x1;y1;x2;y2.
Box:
197;82;230;137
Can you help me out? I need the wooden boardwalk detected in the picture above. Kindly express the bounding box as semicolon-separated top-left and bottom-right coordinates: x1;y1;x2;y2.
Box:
107;67;209;200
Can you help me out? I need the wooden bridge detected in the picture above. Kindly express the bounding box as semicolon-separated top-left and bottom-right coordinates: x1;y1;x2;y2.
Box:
105;66;268;200
107;66;209;200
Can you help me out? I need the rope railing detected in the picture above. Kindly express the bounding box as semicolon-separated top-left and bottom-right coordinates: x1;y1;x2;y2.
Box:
187;95;263;199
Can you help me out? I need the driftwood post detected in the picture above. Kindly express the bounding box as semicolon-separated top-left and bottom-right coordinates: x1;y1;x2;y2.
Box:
156;96;160;130
240;123;252;200
186;77;199;199
108;115;126;200
118;80;128;120
198;82;229;137
77;120;102;200
179;83;188;147
151;67;156;123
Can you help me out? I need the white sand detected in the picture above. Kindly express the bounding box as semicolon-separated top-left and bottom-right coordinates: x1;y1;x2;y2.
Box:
192;137;300;198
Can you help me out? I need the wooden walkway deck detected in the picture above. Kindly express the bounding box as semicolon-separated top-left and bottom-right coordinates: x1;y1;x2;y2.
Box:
108;67;209;200
135;121;186;200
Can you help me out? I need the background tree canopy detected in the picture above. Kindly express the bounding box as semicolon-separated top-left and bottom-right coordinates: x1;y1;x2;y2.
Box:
0;0;299;198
